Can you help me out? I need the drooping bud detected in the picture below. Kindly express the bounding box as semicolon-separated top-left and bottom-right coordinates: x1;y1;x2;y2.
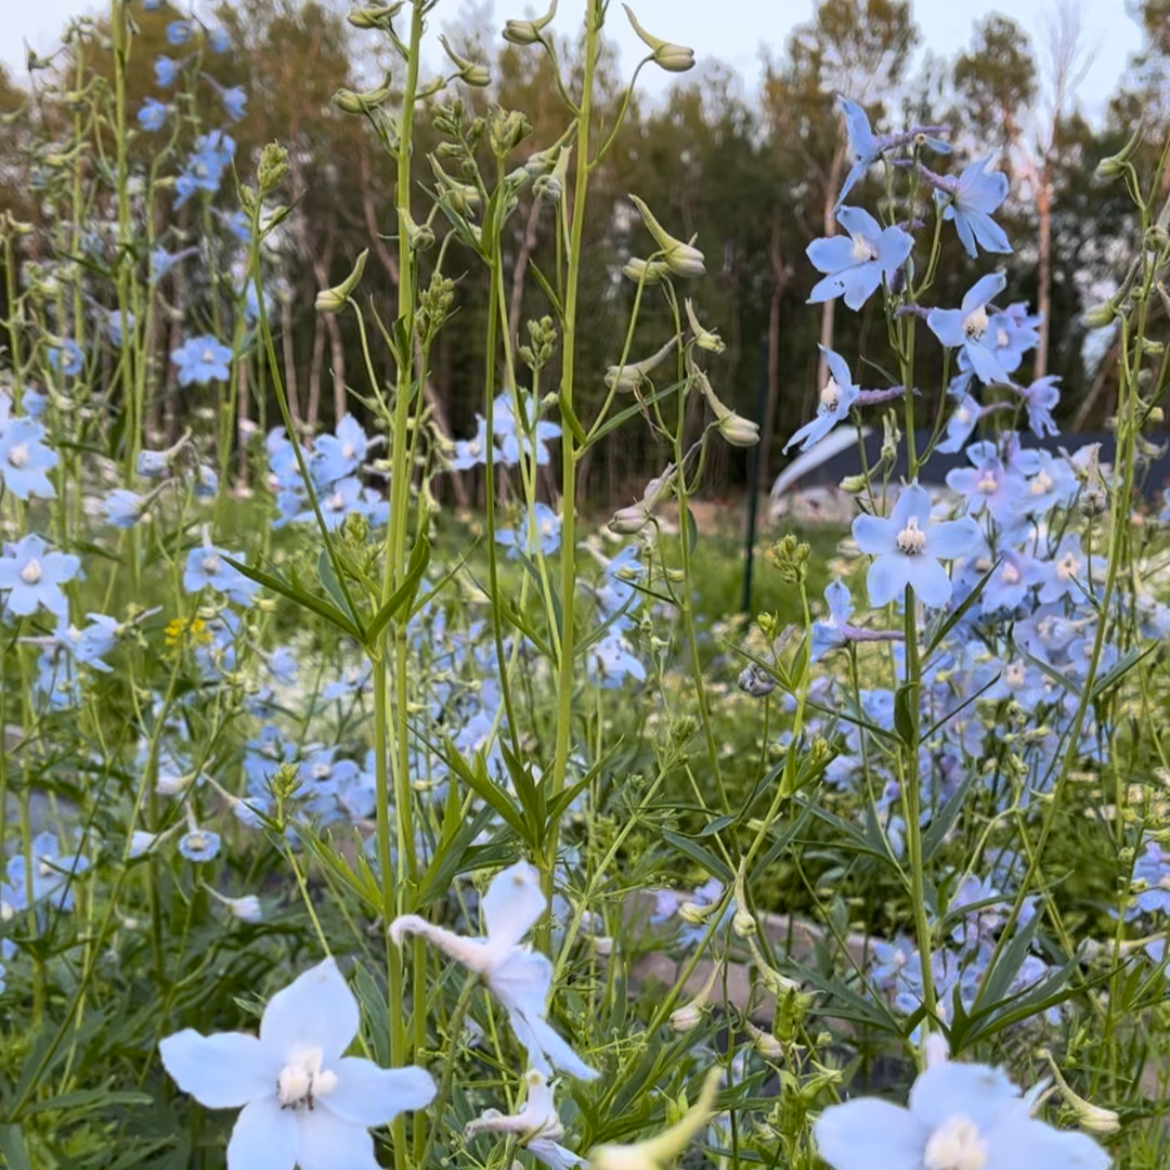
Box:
1037;1048;1120;1134
622;3;695;72
503;0;557;45
623;257;671;286
1095;121;1143;180
609;463;677;534
696;369;759;446
439;35;492;87
605;338;676;393
315;249;369;314
333;81;393;116
685;298;725;353
347;2;406;29
669;961;722;1032
628;194;705;278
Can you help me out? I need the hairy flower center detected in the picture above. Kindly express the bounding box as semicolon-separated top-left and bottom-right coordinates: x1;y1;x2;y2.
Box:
1005;661;1026;688
20;558;43;585
820;377;842;414
956;406;973;424
999;562;1020;585
1030;471;1053;495
341;443;356;459
996;326;1009;348
326;491;345;512
962;306;990;342
6;442;29;468
277;1046;338;1111
1057;552;1080;580
923;1115;988;1170
976;470;999;495
896;516;928;555
201;347;216;364
851;235;878;263
201;554;222;576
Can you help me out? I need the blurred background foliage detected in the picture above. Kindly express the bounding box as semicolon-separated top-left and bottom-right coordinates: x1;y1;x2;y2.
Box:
1;0;1166;509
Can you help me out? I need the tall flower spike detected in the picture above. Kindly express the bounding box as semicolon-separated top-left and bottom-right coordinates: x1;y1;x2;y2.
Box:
389;862;598;1080
159;959;436;1170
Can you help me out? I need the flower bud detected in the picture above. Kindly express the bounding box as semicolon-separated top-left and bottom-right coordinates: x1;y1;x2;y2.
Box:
737;663;775;698
628;194;705;278
503;0;557;45
605;338;675;393
622;3;695;72
1082;300;1119;329
488;108;533;157
315;249;369;314
685;298;725;353
622;257;670;285
348;2;406;29
439;35;492;87
257;143;290;195
1095;122;1143;181
744;1021;783;1059
717;411;761;447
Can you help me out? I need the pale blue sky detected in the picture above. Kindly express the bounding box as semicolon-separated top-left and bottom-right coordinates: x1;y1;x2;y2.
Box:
1;0;1144;122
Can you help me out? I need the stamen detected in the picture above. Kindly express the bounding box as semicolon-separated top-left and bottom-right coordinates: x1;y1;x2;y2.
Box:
896;516;927;555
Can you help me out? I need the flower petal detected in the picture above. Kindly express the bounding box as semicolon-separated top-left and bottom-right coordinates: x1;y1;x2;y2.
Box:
909;1062;1019;1131
867;553;912;608
961;272;1008;314
889;482;932;531
851;514;896;556
227;1095;299;1170
928;517;982;560
837;205;883;243
326;1059;436;1128
984;1118;1110;1170
814;1098;925;1170
297;1104;379;1170
904;556;953;609
927;308;966;349
159;1029;278;1109
821;347;854;393
260;958;359;1065
806;236;856;274
482;861;546;952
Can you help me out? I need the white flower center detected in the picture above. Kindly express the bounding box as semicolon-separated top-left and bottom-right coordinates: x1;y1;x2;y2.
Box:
201;347;216;364
924;1115;988;1170
201;554;222;575
326;491;345;512
1000;563;1020;585
820;377;842;413
1057;552;1080;580
277;1046;338;1110
7;442;29;468
956;407;972;424
468;439;482;456
976;470;998;494
540;519;555;537
962;305;989;342
996;326;1009;348
851;234;878;263
896;515;927;555
341;443;356;459
20;557;43;585
1005;661;1026;688
1030;471;1053;495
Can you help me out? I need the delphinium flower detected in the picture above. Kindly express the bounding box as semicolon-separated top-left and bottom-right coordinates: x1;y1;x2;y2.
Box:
179;823;222;863
927;272;1013;384
937;389;984;454
151;245;197;284
926;155;1012;257
183;543;258;606
1019;449;1078;514
1037;533;1106;605
160;958;436;1170
814;1055;1109;1170
166;19;193;44
0;417;58;499
310;477;371;531
3;831;89;911
945;451;1025;524
976;305;1040;378
449;416;490;470
138;97;167;131
175;130;236;207
978;549;1046;614
587;631;645;687
313;415;369;485
154;55;179;87
48;340;83;377
495;392;561;466
466;1069;584;1170
172;335;232;385
1019;375;1062;438
784;347;859;453
496;502;562;559
1129;841;1170;916
102;488;149;529
852;482;982;608
835;95;950;208
221;85;247;121
390;861;598;1080
207;26;231;53
0;534;80;620
807;207;913;309
811;578;852;660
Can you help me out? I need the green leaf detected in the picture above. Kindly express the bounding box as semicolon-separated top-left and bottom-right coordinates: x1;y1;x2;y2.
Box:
659;831;733;883
588;379;687;445
1090;643;1158;702
317;548;358;623
922;770;979;864
894;681;919;748
222;556;365;641
0;1125;32;1170
351;962;393;1067
558;394;588;445
365;535;431;648
441;741;530;845
527;261;564;323
925;562;993;657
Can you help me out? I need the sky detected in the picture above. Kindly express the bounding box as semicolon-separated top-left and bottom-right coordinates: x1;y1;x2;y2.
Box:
0;0;1146;123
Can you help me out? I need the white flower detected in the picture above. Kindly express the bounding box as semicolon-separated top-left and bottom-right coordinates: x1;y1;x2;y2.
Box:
467;1069;584;1170
159;958;435;1170
389;862;597;1080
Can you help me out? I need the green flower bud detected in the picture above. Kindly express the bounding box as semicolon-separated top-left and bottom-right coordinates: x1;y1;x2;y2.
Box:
1095;121;1143;180
439;35;492;87
622;3;695;72
622;257;670;285
348;2;406;29
628;194;705;277
685;298;725;353
503;0;557;45
315;249;369;314
257;143;290;195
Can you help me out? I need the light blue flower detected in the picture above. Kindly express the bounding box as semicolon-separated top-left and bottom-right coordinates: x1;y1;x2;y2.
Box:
852;482;981;609
450;416;489;470
0;534;80;620
102;489;147;529
166;20;193;45
1020;375;1061;438
160;958;436;1170
814;1059;1108;1170
179;828;221;863
48;340;83;377
310;476;370;531
587;631;645;687
1037;533;1106;605
222;85;247;121
183;545;258;606
207;26;231;53
390;862;598;1080
496;503;562;559
783;347;860;453
807;207;913;310
154;55;179;87
936;389;982;454
172;335;232;385
927;272;1012;385
494;393;560;466
138;97;167;131
810;578;853;661
0;418;58;500
935;155;1011;256
313;415;368;486
945;453;1025;523
5;831;88;911
980;549;1045;613
175;130;235;207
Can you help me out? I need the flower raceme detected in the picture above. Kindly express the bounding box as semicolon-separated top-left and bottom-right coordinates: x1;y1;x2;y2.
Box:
159;958;436;1170
852;482;981;609
389;861;598;1080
